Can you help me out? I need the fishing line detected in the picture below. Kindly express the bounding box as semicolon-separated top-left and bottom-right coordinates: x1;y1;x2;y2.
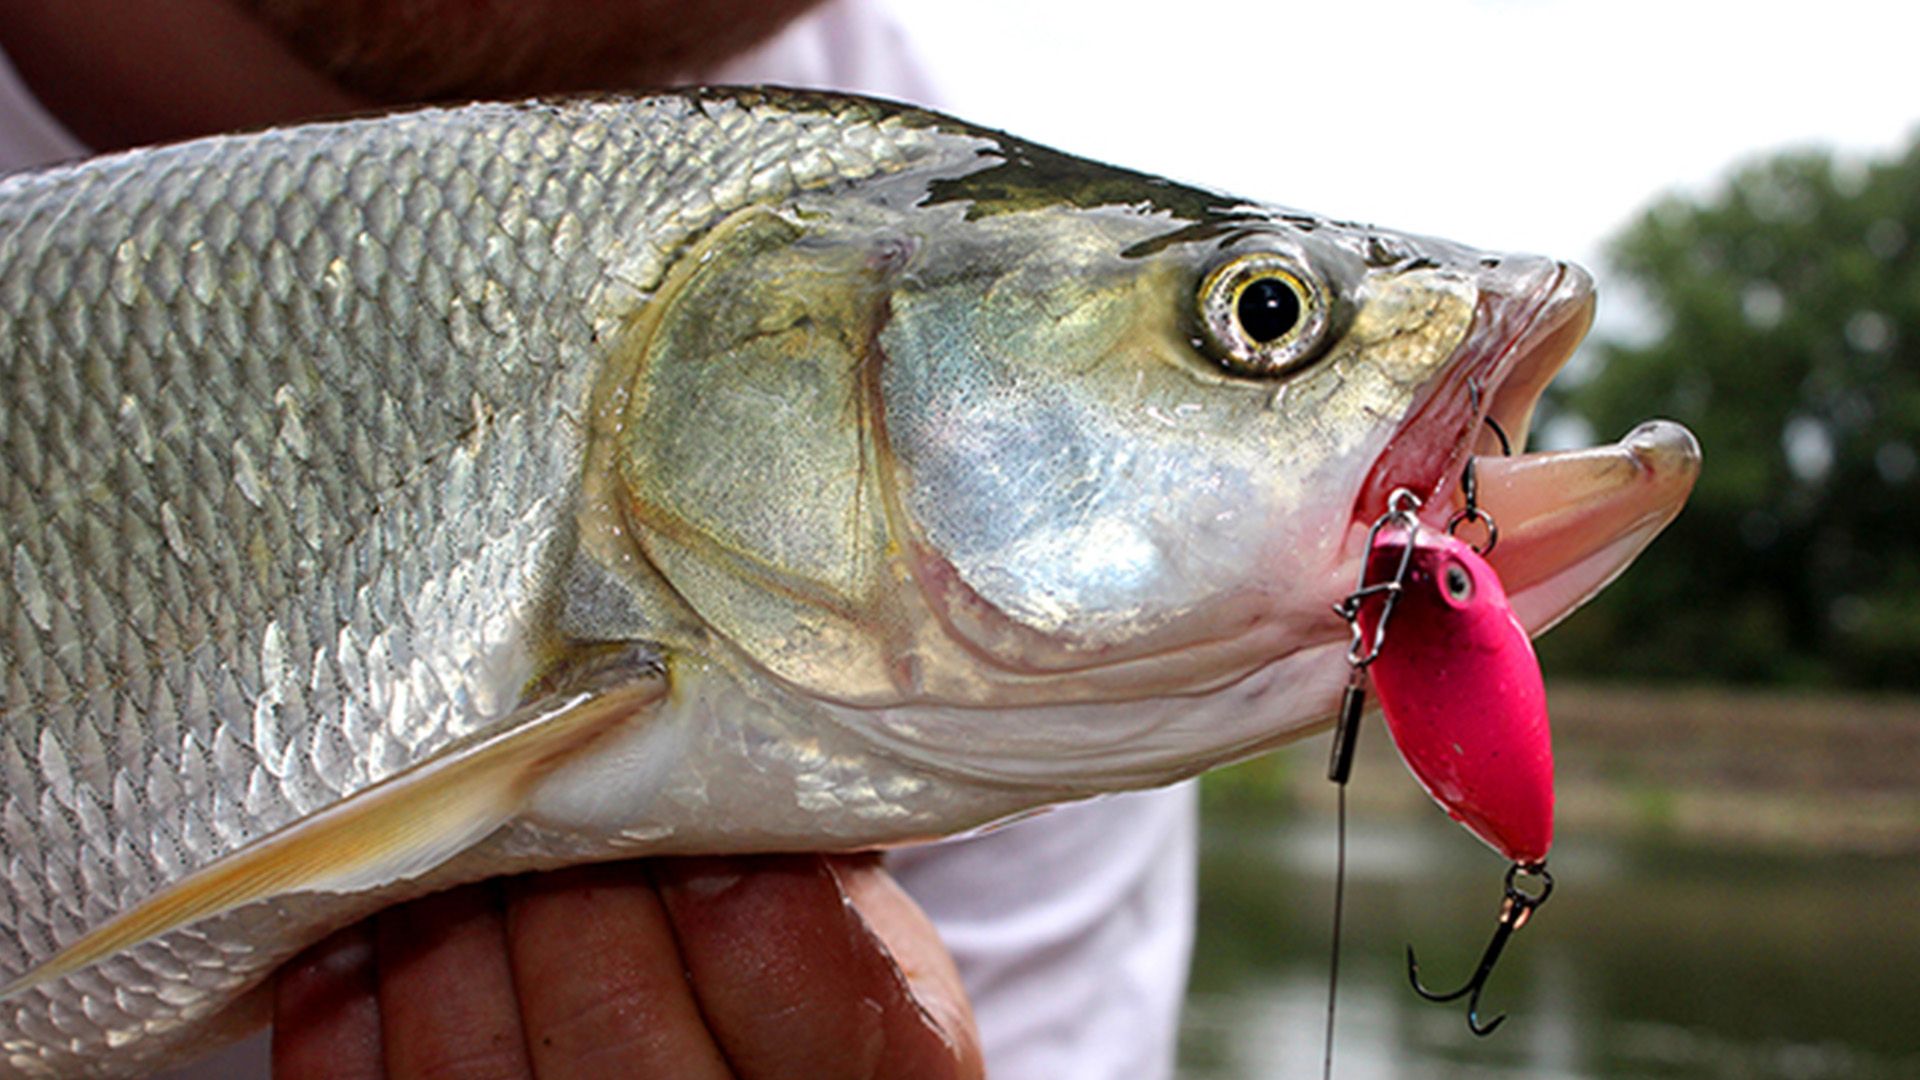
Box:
1322;781;1347;1080
1322;490;1421;1078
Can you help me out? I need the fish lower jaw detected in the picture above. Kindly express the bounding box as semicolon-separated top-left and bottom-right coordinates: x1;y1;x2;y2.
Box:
834;638;1350;797
1456;418;1701;634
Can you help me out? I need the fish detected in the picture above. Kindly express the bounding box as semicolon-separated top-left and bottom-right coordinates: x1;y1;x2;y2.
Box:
0;87;1700;1075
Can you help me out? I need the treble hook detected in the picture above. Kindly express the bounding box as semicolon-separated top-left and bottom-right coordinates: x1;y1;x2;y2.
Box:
1447;413;1513;554
1464;381;1515;457
1482;413;1515;457
1407;862;1553;1036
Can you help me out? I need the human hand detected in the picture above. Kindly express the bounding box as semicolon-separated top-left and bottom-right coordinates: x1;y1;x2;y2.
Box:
0;0;821;151
272;854;983;1079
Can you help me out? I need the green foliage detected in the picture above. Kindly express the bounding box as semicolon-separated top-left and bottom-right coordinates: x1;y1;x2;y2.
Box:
1198;750;1296;812
1540;135;1920;688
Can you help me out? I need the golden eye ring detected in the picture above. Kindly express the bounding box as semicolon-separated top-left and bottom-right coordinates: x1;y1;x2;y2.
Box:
1197;253;1330;377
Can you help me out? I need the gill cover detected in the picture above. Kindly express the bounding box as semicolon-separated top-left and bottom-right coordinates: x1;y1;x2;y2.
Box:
613;205;905;699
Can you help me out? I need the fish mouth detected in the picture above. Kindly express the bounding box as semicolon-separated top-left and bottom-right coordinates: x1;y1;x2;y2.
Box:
1355;259;1701;633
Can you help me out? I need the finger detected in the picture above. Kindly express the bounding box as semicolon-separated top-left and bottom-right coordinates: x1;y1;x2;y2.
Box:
835;857;982;1079
0;0;364;151
375;882;532;1080
503;861;733;1080
271;921;383;1080
654;854;980;1080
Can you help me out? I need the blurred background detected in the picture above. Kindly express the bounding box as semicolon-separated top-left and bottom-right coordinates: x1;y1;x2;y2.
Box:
891;1;1920;1076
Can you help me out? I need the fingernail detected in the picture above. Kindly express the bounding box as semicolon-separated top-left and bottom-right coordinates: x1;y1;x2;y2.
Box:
652;855;748;899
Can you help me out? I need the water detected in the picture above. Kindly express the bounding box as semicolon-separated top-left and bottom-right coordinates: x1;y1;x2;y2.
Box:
1180;811;1920;1079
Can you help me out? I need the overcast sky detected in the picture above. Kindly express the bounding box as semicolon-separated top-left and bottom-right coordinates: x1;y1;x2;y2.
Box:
887;0;1920;277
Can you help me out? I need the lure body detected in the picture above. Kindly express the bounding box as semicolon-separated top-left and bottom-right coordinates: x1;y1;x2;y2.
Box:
1360;529;1553;865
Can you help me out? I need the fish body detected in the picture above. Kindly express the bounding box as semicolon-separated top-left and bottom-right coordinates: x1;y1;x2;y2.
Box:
1362;529;1553;864
0;89;1698;1074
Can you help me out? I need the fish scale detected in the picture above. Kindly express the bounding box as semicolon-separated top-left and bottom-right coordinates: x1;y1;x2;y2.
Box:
0;93;951;1073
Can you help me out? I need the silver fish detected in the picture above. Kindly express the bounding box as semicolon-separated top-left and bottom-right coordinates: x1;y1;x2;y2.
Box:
0;89;1698;1075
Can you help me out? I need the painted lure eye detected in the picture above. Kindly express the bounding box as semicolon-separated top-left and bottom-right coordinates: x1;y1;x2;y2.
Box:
1198;253;1330;377
1443;561;1474;603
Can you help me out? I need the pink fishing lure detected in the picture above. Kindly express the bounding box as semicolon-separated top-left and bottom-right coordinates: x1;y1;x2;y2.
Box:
1357;528;1553;866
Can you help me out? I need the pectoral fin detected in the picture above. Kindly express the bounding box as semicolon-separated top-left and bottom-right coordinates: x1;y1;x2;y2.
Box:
0;672;666;1001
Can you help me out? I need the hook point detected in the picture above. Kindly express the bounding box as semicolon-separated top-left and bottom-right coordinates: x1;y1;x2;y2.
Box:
1468;1008;1508;1038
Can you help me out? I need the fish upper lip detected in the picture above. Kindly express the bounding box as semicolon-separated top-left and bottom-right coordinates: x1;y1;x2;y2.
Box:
1354;257;1595;522
1443;261;1599;509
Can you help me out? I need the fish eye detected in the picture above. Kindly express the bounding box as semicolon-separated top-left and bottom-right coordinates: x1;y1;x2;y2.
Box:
1197;253;1330;377
1443;562;1474;603
1237;276;1301;343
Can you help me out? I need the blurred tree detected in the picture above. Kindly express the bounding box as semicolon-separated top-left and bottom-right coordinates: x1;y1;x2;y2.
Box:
1539;135;1920;688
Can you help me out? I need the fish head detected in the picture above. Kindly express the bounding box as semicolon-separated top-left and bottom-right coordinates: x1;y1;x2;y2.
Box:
604;122;1698;789
869;208;1505;671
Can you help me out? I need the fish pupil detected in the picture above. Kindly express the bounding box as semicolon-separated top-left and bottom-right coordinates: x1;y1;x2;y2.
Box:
1238;277;1302;344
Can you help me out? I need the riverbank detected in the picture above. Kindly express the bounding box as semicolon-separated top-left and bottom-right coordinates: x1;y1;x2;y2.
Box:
1204;682;1920;856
